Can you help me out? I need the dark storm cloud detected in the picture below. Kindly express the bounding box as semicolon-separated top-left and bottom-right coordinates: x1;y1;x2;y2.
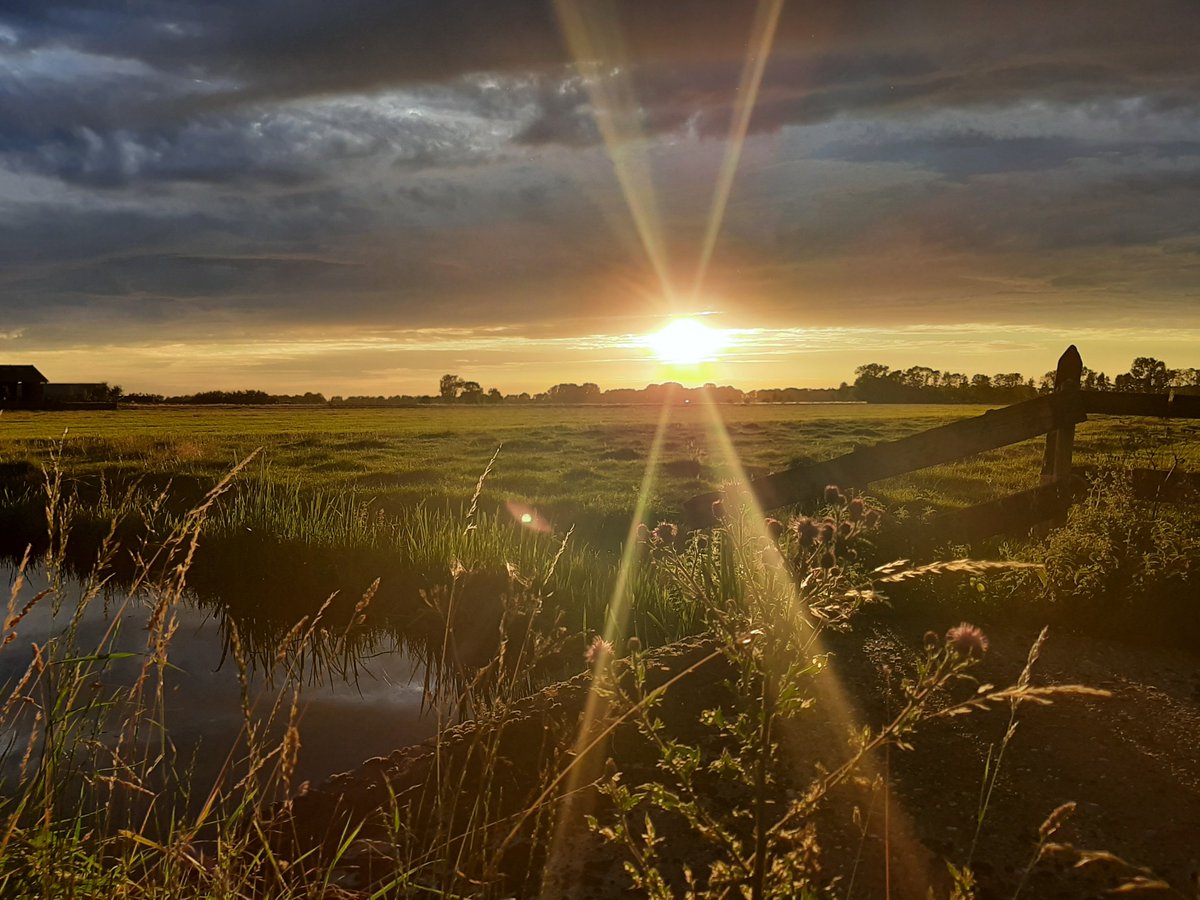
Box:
2;1;1198;188
6;1;1200;132
2;0;1200;380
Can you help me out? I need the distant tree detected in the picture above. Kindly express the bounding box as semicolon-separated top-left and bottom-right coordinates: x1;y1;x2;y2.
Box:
439;374;464;400
486;387;503;403
1125;357;1173;393
459;380;484;402
900;366;939;389
545;382;601;403
1172;367;1200;388
854;363;891;381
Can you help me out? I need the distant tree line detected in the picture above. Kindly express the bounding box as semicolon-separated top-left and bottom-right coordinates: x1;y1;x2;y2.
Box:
115;357;1199;407
327;376;854;407
123;390;328;405
853;356;1200;404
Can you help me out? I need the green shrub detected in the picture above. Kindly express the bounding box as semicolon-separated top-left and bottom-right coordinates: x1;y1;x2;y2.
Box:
1036;470;1199;637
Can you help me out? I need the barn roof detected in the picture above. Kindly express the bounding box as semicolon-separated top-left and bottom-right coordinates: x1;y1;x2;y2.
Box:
0;365;49;383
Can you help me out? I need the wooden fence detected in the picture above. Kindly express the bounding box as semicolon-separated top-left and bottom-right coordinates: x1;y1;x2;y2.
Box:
683;345;1200;540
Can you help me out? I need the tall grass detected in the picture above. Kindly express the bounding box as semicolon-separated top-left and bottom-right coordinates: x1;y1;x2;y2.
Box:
0;441;1178;896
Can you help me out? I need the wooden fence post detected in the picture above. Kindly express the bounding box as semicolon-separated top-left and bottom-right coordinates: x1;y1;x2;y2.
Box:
1040;345;1083;486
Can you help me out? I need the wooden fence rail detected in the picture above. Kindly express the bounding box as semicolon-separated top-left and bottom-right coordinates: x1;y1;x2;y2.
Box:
683;345;1198;533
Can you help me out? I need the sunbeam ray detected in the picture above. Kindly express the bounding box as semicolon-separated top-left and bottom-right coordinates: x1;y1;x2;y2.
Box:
554;0;674;299
695;389;935;894
691;0;786;299
540;393;674;895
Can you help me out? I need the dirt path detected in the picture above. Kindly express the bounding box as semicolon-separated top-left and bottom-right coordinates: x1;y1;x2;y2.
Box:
286;624;1200;897
838;620;1200;897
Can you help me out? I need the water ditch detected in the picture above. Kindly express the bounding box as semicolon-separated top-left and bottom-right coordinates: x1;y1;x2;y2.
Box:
0;560;442;797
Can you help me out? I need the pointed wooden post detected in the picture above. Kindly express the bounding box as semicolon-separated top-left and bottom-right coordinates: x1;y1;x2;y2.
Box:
1040;345;1083;486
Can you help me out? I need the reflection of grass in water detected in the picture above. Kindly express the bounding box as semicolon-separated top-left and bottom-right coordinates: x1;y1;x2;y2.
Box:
0;447;665;895
0;458;701;690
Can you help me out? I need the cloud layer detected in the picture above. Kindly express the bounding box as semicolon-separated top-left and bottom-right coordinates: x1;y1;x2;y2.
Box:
1;1;1199;390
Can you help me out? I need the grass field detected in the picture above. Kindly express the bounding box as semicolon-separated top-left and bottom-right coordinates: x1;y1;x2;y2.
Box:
1;403;1198;896
0;402;1196;649
3;403;1196;533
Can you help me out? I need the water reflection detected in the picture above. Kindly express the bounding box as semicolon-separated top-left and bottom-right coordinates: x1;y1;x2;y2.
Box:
0;563;440;792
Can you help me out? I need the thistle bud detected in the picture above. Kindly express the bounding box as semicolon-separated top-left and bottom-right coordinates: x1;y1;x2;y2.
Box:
653;521;678;543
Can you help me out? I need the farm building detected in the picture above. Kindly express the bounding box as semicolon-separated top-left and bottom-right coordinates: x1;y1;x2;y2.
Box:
0;365;48;405
0;366;113;409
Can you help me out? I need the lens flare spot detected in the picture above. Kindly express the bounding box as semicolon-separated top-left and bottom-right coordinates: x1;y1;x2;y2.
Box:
507;499;550;533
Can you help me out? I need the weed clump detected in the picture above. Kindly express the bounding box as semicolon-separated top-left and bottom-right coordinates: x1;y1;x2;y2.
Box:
1034;469;1200;638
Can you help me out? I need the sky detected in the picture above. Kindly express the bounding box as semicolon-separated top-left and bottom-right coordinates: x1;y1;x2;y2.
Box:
1;0;1199;395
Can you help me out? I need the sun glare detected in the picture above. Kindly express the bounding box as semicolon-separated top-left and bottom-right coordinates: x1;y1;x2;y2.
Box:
647;318;730;365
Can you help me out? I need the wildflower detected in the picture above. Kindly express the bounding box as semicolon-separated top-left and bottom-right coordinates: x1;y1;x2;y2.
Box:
837;521;853;539
626;636;641;655
585;635;614;666
946;622;989;657
824;484;845;505
793;517;819;545
765;517;785;541
711;498;726;520
636;523;651;543
818;522;836;544
653;521;678;543
846;497;865;521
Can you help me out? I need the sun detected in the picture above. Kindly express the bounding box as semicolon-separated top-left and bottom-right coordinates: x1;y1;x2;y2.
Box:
647;318;730;365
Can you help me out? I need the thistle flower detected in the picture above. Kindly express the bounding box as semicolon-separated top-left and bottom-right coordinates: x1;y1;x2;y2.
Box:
846;497;865;521
794;517;819;545
838;521;853;539
711;498;726;520
652;521;678;543
818;522;836;544
946;622;989;657
765;517;785;541
585;635;614;666
824;484;845;505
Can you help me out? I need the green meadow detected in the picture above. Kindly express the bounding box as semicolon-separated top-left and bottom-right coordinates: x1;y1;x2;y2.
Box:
1;401;1194;650
1;403;1198;896
2;403;1195;534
